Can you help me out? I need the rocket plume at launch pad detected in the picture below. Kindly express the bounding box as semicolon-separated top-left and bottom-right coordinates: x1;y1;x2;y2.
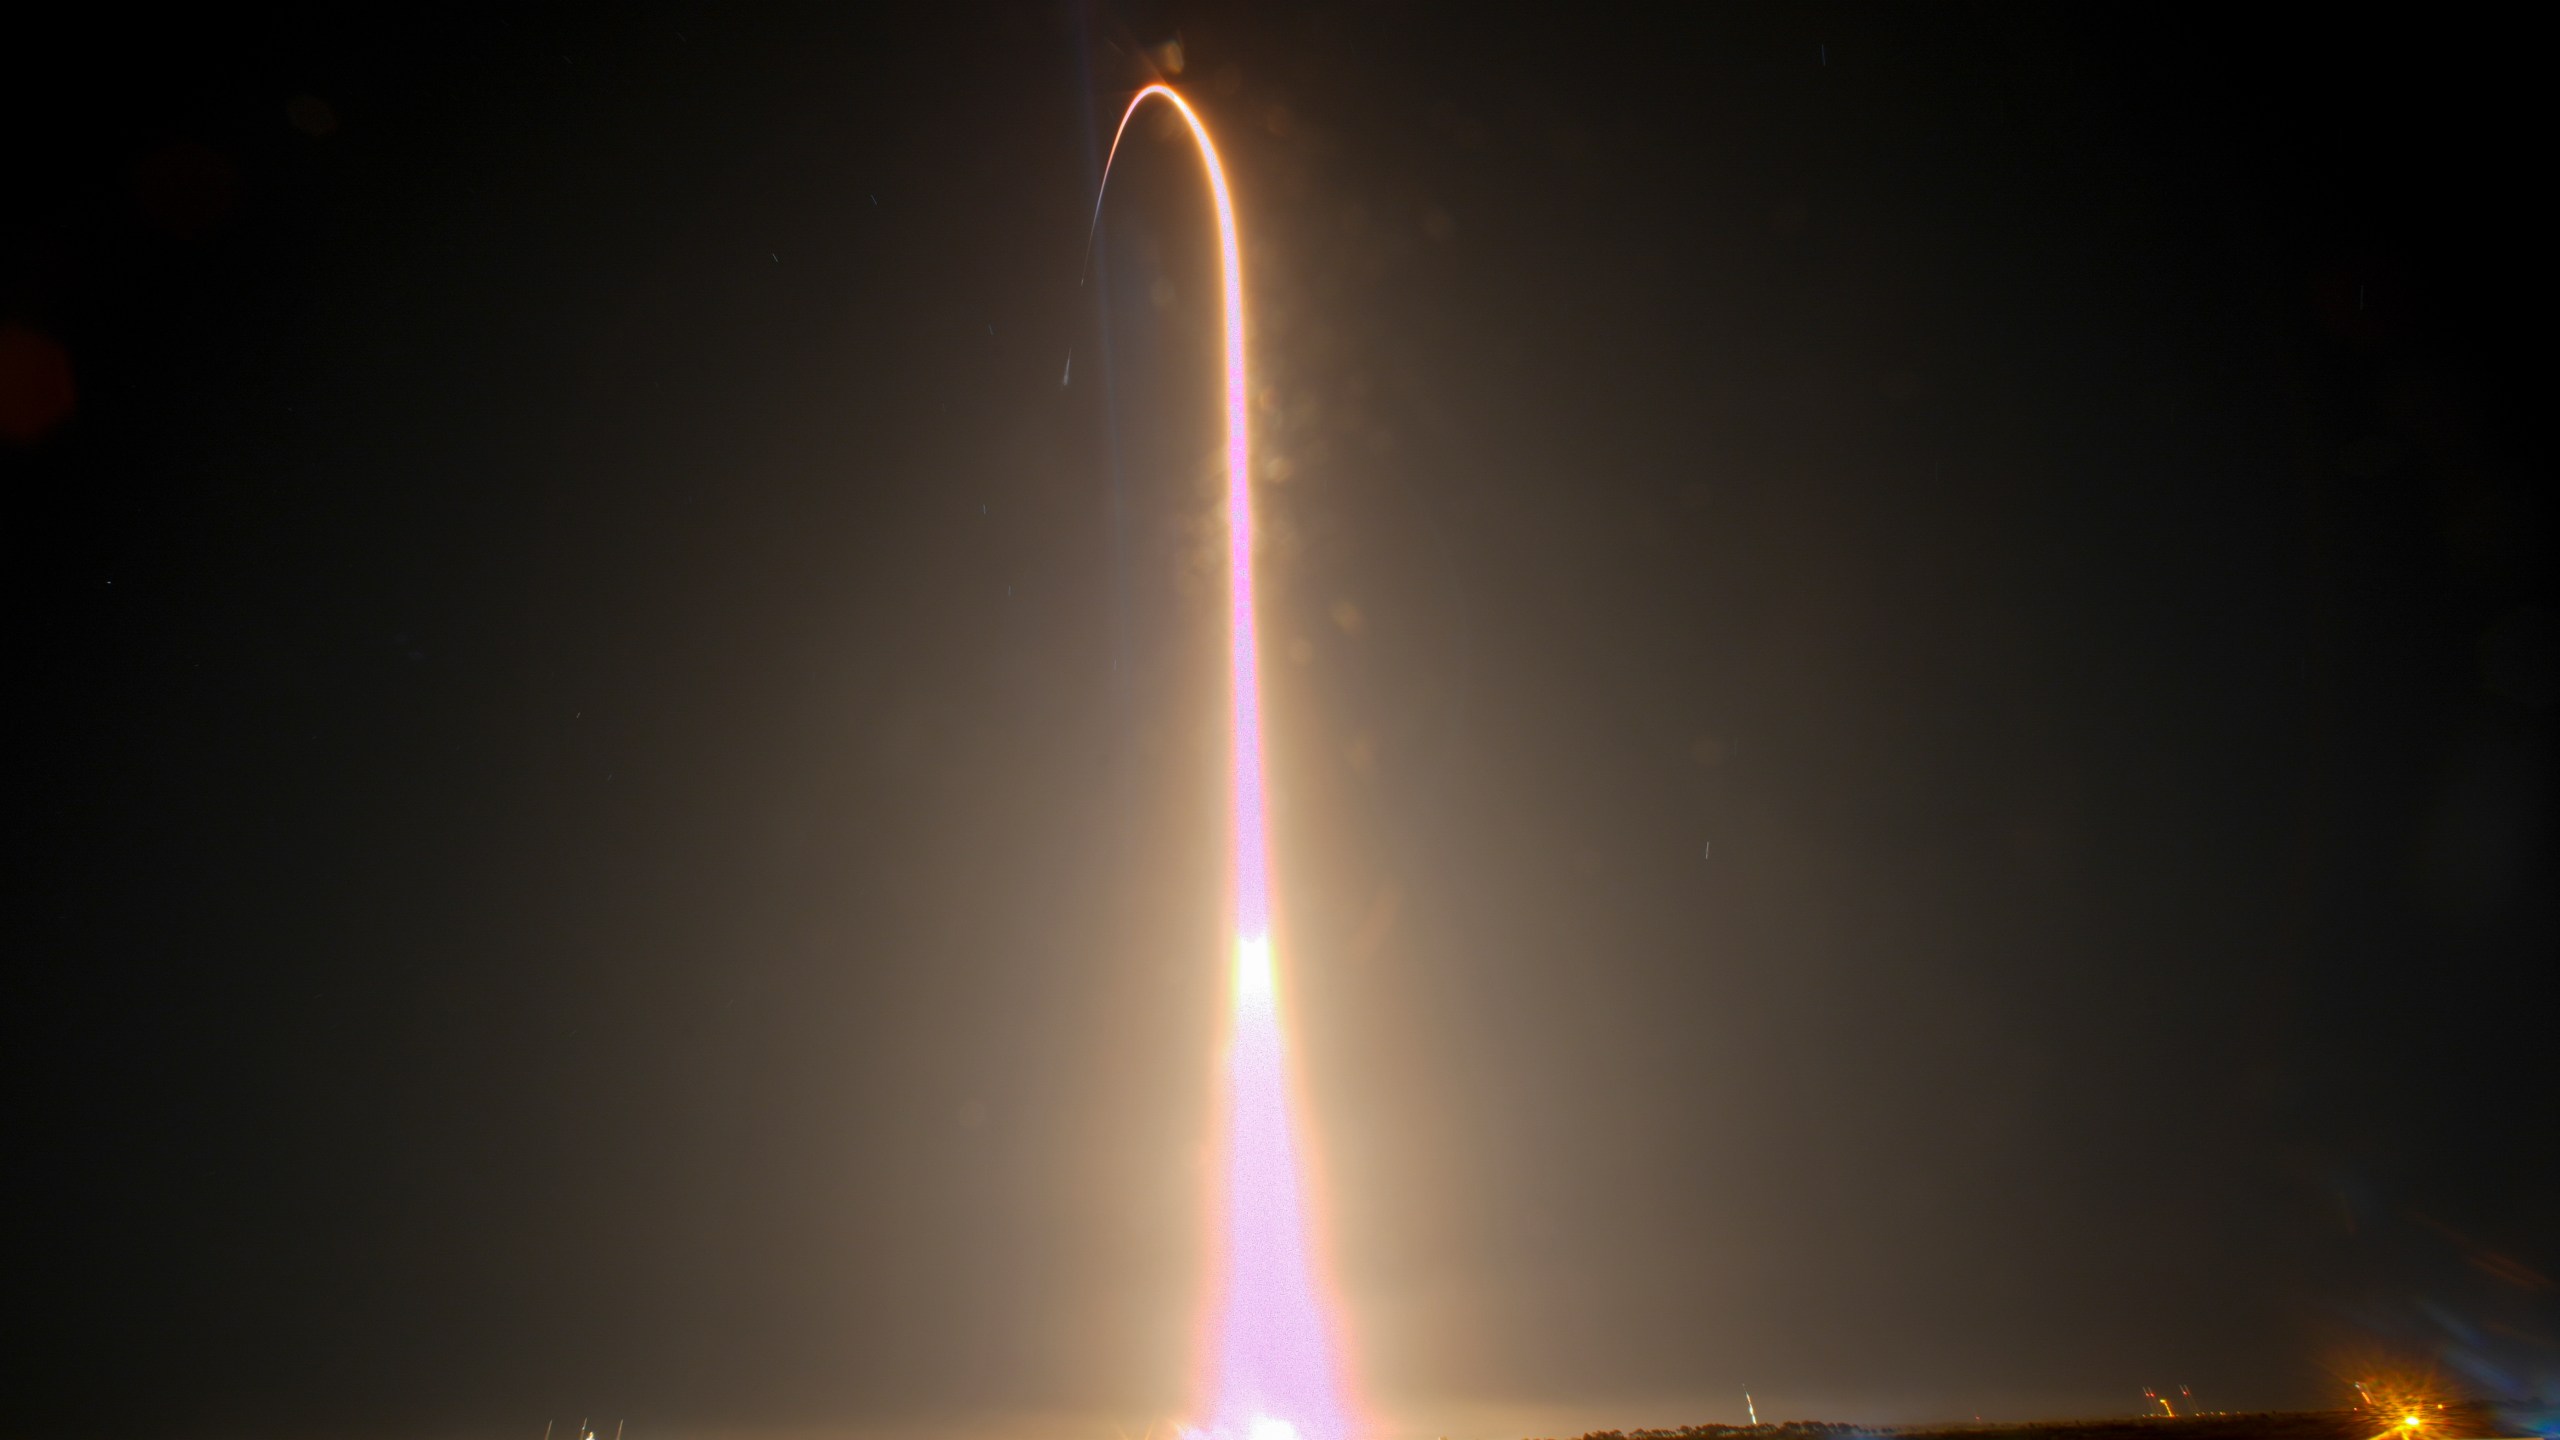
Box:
1094;85;1361;1440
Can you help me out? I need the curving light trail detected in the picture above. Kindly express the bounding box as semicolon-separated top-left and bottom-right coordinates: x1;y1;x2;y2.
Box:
1093;85;1358;1440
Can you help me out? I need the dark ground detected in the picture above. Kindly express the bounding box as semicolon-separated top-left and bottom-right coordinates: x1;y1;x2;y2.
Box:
1559;1410;2509;1440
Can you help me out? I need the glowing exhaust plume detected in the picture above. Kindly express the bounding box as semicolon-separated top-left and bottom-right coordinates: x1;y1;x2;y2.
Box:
1094;85;1359;1440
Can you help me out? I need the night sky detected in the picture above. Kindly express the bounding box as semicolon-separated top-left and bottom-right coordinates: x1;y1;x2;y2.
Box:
7;5;2554;1438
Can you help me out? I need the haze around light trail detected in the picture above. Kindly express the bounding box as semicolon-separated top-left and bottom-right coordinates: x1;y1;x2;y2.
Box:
1088;84;1361;1440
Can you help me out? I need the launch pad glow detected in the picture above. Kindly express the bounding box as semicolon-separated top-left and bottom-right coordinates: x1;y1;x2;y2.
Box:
1097;85;1359;1440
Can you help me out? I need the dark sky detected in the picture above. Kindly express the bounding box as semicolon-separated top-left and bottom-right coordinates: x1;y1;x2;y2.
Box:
7;5;2553;1438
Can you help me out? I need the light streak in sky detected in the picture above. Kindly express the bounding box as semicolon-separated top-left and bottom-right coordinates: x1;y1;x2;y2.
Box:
1093;84;1358;1440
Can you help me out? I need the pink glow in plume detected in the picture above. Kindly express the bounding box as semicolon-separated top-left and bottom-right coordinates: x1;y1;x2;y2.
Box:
1097;85;1359;1440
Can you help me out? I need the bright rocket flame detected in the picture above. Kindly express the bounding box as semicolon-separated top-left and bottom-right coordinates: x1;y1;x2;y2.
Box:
2349;1371;2449;1440
1097;85;1358;1440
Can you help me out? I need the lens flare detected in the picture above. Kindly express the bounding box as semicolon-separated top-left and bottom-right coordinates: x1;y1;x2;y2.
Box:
1094;85;1360;1440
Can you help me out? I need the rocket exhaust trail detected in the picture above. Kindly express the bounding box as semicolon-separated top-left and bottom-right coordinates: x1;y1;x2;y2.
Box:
1090;85;1358;1440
